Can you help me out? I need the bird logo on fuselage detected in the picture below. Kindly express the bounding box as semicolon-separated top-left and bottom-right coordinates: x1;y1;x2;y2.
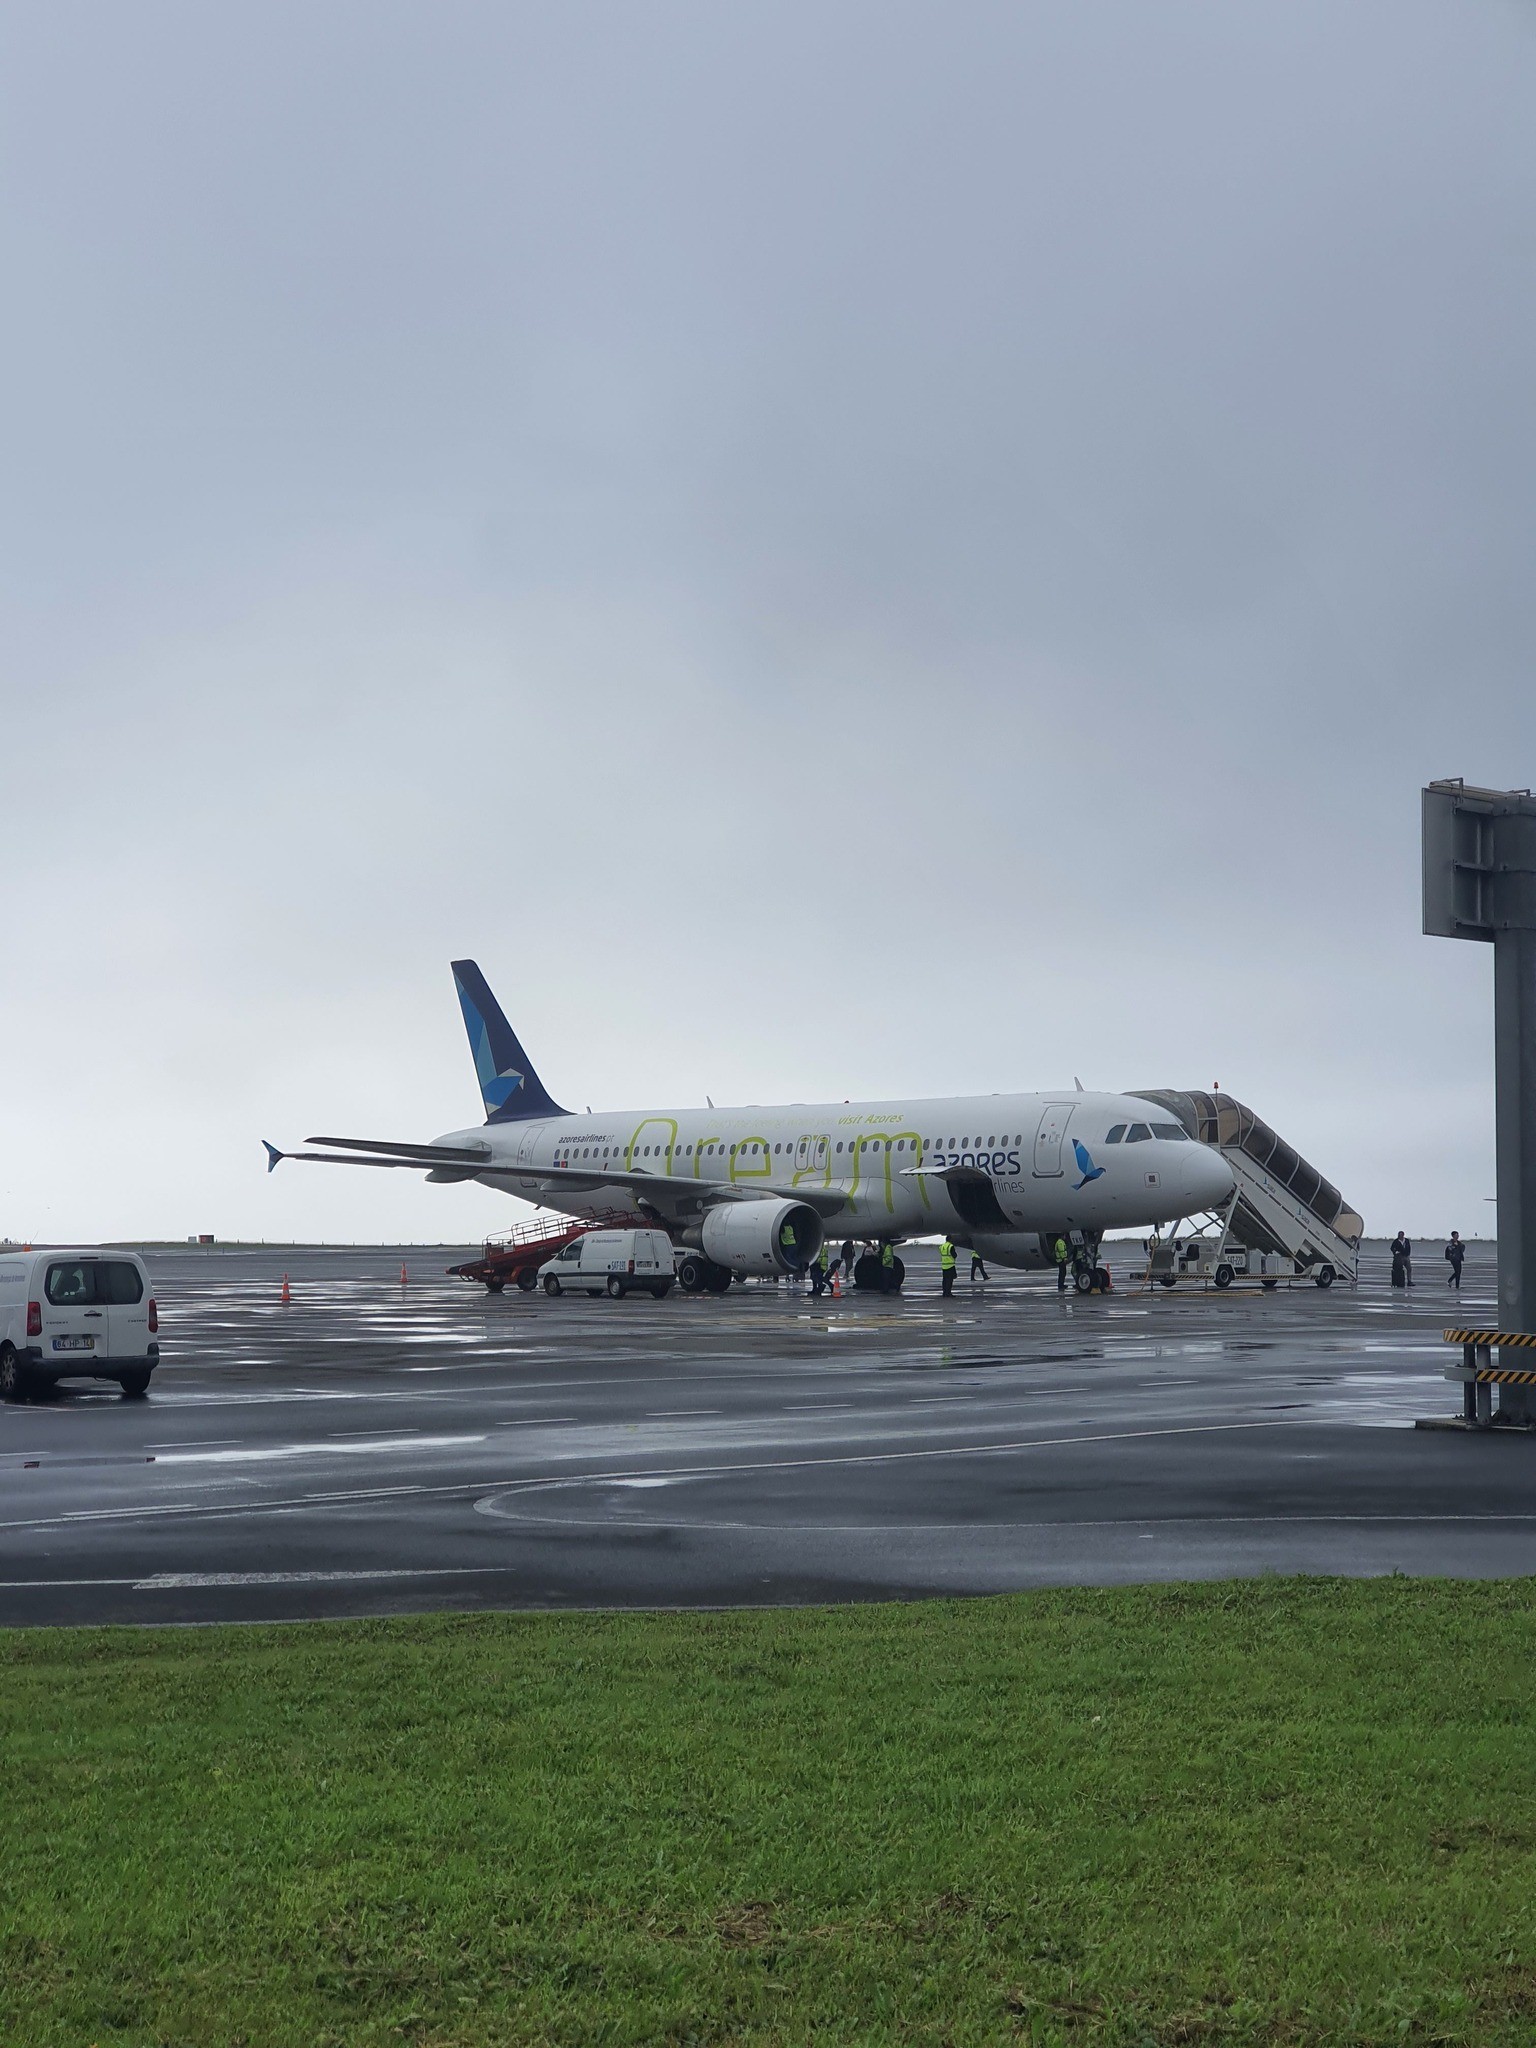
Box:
1072;1139;1105;1189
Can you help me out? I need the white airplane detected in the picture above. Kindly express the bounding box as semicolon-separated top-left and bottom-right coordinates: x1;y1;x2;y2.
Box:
265;959;1235;1292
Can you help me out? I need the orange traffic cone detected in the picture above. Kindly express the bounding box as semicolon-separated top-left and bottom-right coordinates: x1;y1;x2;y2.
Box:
400;1262;409;1285
280;1273;291;1305
830;1270;841;1296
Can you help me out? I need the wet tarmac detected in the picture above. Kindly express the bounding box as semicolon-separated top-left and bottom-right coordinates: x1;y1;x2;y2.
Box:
0;1238;1527;1627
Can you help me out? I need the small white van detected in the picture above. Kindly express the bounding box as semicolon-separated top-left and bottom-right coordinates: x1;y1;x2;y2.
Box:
0;1248;159;1400
536;1229;675;1300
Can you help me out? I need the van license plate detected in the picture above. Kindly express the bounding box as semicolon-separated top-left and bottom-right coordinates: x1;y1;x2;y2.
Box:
52;1335;95;1352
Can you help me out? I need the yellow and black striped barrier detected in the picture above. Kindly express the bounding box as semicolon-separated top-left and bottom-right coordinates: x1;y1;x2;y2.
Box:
1439;1330;1536;1426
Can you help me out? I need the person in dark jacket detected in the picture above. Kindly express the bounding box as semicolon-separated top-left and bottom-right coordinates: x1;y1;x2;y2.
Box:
1444;1232;1466;1288
1390;1231;1411;1288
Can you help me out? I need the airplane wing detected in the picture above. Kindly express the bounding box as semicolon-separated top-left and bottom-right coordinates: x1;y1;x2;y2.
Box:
265;1136;848;1218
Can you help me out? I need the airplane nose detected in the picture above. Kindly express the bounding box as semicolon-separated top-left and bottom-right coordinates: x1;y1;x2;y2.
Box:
1186;1142;1235;1211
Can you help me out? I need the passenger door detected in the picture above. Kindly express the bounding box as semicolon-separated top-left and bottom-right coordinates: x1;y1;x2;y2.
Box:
40;1258;105;1364
97;1258;150;1357
1032;1104;1075;1178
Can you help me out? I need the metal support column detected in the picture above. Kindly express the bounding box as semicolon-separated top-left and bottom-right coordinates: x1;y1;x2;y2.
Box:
1425;781;1536;1420
1494;922;1536;1418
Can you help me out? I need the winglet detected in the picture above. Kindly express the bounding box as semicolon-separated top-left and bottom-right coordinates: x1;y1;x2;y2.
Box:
450;960;569;1124
263;1140;285;1174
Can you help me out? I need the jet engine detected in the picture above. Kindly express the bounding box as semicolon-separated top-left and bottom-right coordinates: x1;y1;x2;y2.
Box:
698;1199;824;1275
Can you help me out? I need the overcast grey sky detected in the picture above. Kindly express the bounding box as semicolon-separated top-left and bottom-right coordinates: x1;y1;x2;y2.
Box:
2;0;1532;1243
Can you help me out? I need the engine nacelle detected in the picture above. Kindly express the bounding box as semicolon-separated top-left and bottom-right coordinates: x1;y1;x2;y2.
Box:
699;1199;824;1275
968;1231;1060;1273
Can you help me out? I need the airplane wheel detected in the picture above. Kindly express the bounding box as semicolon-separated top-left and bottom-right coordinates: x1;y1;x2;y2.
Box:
706;1264;733;1294
606;1277;626;1299
651;1282;672;1299
1315;1265;1336;1290
1073;1267;1094;1294
890;1256;905;1290
1214;1264;1234;1290
853;1254;882;1291
516;1269;537;1292
1158;1275;1177;1289
676;1256;708;1294
543;1276;561;1296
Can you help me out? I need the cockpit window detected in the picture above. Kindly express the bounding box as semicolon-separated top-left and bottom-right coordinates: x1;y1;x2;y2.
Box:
1125;1123;1152;1143
1104;1124;1126;1144
1149;1123;1189;1141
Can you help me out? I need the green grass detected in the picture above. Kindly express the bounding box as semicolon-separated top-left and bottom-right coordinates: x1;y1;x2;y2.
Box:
4;1581;1536;2046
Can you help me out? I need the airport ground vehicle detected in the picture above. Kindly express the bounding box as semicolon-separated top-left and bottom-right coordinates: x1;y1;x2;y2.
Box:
1147;1238;1330;1290
0;1248;159;1399
448;1213;586;1292
537;1229;676;1299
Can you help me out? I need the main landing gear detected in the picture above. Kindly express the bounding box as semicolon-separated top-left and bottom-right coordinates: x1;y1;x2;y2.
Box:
676;1255;733;1295
852;1248;906;1293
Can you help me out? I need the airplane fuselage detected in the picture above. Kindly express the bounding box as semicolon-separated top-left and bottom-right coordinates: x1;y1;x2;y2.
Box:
431;1088;1235;1256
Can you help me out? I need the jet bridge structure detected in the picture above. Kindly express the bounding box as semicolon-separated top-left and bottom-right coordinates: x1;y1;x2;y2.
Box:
1130;1089;1363;1286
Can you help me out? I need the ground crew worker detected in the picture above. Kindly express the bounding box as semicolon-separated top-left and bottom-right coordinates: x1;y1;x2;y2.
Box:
1054;1235;1069;1291
880;1241;897;1293
780;1219;798;1268
970;1247;988;1281
810;1244;829;1297
940;1237;958;1296
1445;1231;1465;1289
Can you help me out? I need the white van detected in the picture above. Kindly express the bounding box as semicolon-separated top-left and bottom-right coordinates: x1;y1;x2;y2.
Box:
536;1229;675;1300
0;1248;159;1400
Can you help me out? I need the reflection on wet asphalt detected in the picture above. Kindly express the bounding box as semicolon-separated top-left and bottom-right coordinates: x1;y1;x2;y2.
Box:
1;1239;1530;1626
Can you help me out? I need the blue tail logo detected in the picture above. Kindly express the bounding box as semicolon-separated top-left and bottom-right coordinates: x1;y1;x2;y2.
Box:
451;960;569;1124
1072;1139;1106;1190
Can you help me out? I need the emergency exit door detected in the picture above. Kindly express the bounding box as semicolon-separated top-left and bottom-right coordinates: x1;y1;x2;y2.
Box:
1032;1104;1075;1177
794;1134;829;1177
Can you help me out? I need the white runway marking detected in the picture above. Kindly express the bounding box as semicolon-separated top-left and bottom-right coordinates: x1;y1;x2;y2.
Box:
144;1439;245;1450
0;1568;527;1592
134;1568;517;1589
153;1433;486;1465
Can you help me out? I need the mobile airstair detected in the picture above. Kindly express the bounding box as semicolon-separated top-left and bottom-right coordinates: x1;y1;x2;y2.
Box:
1130;1089;1363;1287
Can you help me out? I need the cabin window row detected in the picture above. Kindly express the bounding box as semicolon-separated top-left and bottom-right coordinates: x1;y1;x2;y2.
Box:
559;1133;1033;1161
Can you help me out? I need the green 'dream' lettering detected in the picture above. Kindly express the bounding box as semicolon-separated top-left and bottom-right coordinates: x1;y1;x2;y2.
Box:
625;1118;679;1173
730;1136;773;1182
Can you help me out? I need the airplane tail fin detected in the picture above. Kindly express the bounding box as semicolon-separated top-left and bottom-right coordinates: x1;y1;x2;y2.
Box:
450;959;569;1124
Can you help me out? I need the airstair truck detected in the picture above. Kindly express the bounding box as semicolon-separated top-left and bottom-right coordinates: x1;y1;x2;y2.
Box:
1130;1090;1363;1288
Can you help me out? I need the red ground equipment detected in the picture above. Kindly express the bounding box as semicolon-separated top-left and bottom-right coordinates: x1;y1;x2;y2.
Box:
447;1214;589;1293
